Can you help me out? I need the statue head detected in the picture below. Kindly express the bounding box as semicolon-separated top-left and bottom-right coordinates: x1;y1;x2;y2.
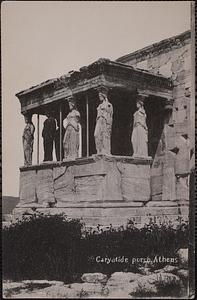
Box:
24;113;32;124
45;110;50;118
98;92;106;103
136;102;142;109
97;86;108;103
67;95;76;111
69;100;75;110
136;97;144;109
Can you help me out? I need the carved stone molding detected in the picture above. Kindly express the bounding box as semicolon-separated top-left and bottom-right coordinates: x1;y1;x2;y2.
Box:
94;85;110;95
16;58;173;115
116;30;191;64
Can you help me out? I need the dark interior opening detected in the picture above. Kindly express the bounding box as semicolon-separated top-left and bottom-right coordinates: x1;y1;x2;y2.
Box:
76;90;99;157
110;89;136;156
75;94;87;157
144;97;166;158
31;93;166;160
31;100;70;121
88;91;99;156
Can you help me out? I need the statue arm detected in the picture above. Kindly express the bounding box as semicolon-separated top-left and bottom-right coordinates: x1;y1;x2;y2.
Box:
30;124;35;136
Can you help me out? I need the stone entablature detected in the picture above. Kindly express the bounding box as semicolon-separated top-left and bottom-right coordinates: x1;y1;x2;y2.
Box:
116;30;191;64
16;59;173;114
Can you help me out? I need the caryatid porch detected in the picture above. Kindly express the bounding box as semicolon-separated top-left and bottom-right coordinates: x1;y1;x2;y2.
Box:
15;58;174;226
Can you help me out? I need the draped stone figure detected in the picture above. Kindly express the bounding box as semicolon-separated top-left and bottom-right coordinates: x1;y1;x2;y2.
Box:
63;100;80;159
22;114;35;166
131;100;148;157
42;113;56;161
94;90;113;155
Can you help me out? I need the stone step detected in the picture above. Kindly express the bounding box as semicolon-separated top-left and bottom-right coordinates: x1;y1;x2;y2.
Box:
3;214;12;222
2;221;11;228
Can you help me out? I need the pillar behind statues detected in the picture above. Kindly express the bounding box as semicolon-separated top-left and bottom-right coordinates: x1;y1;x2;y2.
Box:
42;112;56;162
94;87;113;155
55;118;65;161
131;96;148;158
22;113;35;166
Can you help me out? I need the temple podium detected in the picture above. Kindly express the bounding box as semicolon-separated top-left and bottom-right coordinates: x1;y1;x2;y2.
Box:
16;155;152;226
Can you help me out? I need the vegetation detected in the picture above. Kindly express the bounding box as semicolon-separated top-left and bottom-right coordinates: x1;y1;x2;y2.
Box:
3;213;188;283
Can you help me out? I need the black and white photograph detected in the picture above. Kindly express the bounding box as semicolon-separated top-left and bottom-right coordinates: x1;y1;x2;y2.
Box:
2;1;195;298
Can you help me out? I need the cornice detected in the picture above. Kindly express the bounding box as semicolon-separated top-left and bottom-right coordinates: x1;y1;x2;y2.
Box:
16;58;172;102
116;30;191;64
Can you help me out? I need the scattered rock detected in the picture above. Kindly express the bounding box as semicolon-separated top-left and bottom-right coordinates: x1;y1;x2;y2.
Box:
108;272;142;284
154;268;165;274
128;272;181;296
177;248;188;269
106;289;133;298
154;265;177;274
44;285;79;298
132;281;158;296
124;281;140;294
137;272;180;286
106;272;142;294
2;271;183;298
3;282;26;290
138;267;152;275
163;265;179;273
69;282;103;295
176;269;189;279
81;272;108;284
11;291;50;298
22;279;64;286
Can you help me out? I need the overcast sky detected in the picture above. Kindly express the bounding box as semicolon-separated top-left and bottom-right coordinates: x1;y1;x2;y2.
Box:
2;1;191;196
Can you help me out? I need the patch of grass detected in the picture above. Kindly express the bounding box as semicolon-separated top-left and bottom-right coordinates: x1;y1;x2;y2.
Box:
155;275;186;297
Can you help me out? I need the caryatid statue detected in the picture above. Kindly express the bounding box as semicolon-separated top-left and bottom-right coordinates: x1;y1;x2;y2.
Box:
131;97;148;157
94;87;113;155
22;113;35;166
63;97;81;159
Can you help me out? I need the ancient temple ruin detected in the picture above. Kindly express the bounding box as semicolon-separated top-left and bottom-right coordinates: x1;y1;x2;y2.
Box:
14;30;193;226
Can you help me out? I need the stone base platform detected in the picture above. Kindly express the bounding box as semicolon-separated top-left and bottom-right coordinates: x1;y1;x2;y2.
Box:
13;155;188;226
18;155;152;205
12;205;189;228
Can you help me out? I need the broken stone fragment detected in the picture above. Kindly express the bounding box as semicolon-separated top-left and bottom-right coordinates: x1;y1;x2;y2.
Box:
81;273;108;284
176;248;188;269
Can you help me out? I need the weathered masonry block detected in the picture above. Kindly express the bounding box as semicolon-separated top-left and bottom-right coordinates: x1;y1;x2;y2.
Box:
18;155;152;206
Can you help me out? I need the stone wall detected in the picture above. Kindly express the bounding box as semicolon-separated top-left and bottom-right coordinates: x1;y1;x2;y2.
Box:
14;154;188;226
15;155;158;226
117;31;193;206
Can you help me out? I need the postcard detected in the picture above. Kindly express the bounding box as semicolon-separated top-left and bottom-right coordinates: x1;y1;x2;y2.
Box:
2;1;195;298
